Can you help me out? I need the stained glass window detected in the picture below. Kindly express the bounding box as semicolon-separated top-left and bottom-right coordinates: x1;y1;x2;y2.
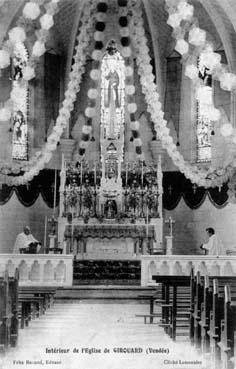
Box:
196;57;213;163
101;40;125;140
12;42;29;161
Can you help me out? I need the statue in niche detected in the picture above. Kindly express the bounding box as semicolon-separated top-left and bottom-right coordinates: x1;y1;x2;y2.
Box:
104;199;117;219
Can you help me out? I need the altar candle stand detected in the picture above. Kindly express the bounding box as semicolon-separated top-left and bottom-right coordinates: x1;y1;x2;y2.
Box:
80;161;83;187
141;161;143;188
125;163;128;187
146;206;149;254
94;163;96;188
53;169;57;218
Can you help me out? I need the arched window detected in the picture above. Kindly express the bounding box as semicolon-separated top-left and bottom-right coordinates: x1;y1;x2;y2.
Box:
196;57;213;163
101;40;125;141
12;42;29;161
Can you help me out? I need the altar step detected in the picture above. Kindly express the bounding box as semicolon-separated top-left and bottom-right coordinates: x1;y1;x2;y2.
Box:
73;259;141;285
55;285;156;301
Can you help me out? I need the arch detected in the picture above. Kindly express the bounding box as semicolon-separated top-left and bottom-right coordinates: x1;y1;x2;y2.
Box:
148;261;157;280
173;261;183;276
19;260;28;281
43;260;54;282
160;261;169;275
55;261;66;282
210;262;220;276
29;261;40;281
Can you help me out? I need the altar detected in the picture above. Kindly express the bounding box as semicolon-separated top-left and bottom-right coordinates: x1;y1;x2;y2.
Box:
64;223;157;260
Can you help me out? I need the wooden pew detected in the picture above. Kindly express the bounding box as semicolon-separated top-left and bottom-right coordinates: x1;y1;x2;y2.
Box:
0;270;19;351
217;285;236;369
152;275;191;341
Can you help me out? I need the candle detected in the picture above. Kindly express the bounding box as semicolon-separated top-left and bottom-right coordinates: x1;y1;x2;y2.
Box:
125;163;128;187
141;161;143;188
80;161;83;187
94;163;96;187
44;215;47;253
53;169;57;217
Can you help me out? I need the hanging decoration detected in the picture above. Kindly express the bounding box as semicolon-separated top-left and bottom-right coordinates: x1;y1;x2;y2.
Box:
0;0;98;185
128;0;235;188
118;0;143;160
164;0;236;140
78;0;108;157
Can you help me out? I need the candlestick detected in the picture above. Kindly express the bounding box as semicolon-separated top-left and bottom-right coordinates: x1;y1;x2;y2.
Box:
53;169;57;217
141;161;143;188
80;160;83;187
44;216;47;253
94;162;96;187
125;162;128;187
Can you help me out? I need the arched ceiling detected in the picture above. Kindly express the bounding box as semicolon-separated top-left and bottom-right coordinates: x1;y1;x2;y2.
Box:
1;0;236;98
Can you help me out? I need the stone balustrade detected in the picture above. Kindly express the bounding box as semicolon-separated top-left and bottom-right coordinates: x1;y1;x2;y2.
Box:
141;255;236;286
0;254;73;287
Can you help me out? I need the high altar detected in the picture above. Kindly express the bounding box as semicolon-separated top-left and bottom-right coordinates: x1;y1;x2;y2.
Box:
57;40;163;259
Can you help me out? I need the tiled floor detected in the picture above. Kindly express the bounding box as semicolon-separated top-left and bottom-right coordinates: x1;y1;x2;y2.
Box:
2;302;206;369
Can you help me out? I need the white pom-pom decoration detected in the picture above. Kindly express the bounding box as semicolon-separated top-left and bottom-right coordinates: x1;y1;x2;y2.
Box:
40;14;54;30
23;66;35;81
188;27;206;46
96;12;107;22
200;49;221;71
196;86;212;105
220;123;233;137
127;103;137;114
177;1;194;20
0;107;11;121
23;2;40;20
175;39;189;55
87;89;98;99
219;73;236;91
130;121;140;130
9;27;26;44
82;125;92;134
90;69;101;80
133;138;142;146
0;49;10;69
122;47;132;58
80;141;89;149
92;50;103;61
85;107;96;118
167;13;181;28
94;31;104;41
32;41;46;57
125;66;133;77
185;64;198;80
119;27;129;37
125;85;135;95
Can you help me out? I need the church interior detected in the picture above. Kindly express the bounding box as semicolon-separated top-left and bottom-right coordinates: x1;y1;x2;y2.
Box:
0;0;236;368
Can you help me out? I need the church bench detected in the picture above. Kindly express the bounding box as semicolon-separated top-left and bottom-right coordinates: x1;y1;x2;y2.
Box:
135;313;161;324
0;270;19;351
151;275;191;340
190;272;236;351
217;285;236;369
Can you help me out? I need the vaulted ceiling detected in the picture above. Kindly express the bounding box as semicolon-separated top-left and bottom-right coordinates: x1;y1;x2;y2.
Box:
1;0;236;99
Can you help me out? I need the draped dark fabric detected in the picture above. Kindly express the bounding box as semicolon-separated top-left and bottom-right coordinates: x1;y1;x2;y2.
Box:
0;169;60;208
163;172;228;210
0;170;228;209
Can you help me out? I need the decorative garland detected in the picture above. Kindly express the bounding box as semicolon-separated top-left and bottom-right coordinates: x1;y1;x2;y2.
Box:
79;1;108;157
165;0;236;139
118;0;143;160
0;0;98;185
128;0;235;188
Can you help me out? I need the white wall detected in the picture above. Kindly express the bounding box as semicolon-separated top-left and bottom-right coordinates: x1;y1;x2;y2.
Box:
0;192;57;253
164;196;236;255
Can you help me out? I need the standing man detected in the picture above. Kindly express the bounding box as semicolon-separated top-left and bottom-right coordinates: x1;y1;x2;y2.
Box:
200;227;226;255
13;226;41;253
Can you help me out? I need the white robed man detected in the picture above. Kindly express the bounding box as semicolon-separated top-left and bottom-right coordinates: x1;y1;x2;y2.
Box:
13;225;41;253
200;227;226;256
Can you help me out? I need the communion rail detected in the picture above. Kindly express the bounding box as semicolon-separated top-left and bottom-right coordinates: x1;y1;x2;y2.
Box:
141;255;236;286
0;254;73;286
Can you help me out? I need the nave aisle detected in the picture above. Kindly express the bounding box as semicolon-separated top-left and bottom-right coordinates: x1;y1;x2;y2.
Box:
2;302;206;369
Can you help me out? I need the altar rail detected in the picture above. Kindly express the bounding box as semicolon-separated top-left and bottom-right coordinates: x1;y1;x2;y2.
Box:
0;254;73;287
141;255;236;286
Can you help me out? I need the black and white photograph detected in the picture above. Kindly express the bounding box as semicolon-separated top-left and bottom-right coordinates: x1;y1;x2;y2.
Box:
0;0;236;368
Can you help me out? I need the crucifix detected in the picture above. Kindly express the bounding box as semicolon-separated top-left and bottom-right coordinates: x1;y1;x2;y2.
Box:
165;216;175;237
192;183;197;194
